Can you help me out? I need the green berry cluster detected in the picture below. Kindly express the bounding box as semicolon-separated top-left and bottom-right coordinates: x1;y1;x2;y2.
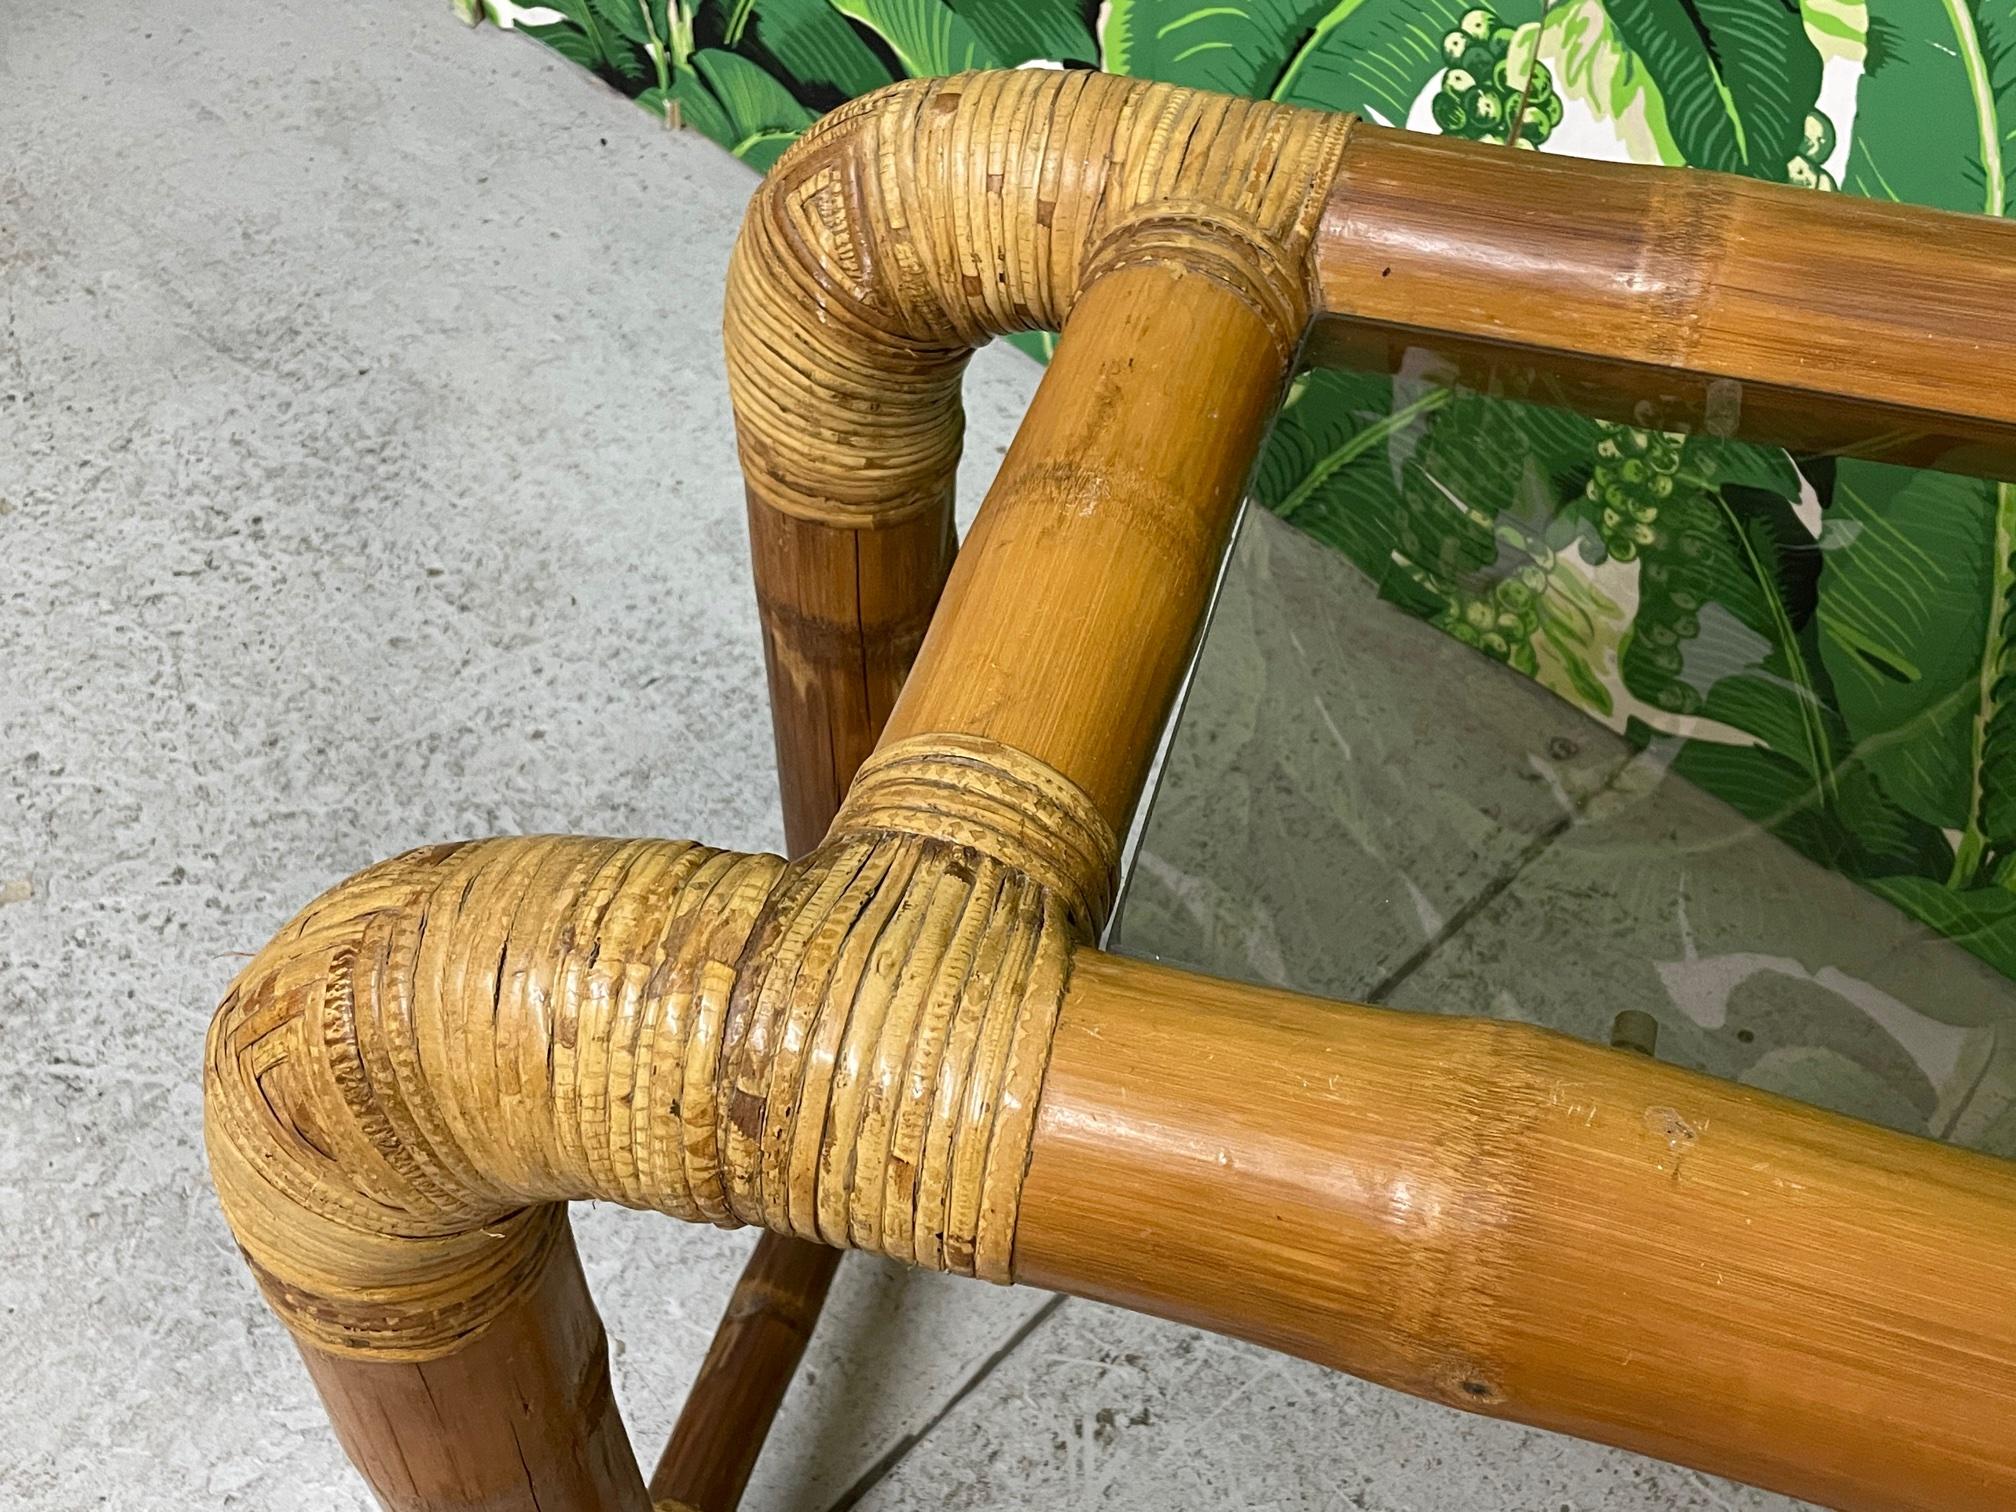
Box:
1435;564;1546;671
1431;8;1562;148
1785;109;1838;190
1577;420;1685;564
1626;490;1726;713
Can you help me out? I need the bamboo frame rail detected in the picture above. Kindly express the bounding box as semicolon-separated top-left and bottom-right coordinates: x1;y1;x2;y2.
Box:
205;69;2016;1512
1309;129;2016;474
655;456;868;1511
647;1229;838;1511
727;69;1349;844
1025;957;2016;1512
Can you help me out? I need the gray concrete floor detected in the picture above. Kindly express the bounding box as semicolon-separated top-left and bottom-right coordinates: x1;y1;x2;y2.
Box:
1;3;1907;1508
3;4;1044;1507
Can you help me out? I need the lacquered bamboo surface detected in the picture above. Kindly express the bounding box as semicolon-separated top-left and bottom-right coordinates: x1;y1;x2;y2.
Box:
1313;127;2016;473
293;1222;648;1512
882;261;1291;831
745;505;955;855
725;70;1346;839
215;829;2016;1512
648;1229;840;1512
1021;954;2016;1512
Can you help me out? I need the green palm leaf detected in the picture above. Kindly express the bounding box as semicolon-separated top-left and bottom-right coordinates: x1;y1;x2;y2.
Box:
1622;472;1841;810
1256;380;1605;616
1269;0;1473;121
1641;446;1942;885
691;49;816;167
1098;0;1330;96
831;0;1000;75
1604;0;1823;176
526;1;649;84
1870;875;2016;982
951;0;1099;64
584;0;666;49
1255;369;1429;574
1817;463;2016;883
1668;731;1940;874
1846;0;2016;213
1802;0;1870;60
730;0;896;97
522;21;614;74
639;62;734;140
1532;0;1687;162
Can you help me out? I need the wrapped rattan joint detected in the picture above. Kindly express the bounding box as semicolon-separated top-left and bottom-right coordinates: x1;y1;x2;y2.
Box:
203;737;1116;1361
724;68;1353;532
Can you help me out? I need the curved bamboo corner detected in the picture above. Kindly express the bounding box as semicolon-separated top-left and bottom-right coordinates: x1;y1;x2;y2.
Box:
728;68;1350;843
206;69;2016;1512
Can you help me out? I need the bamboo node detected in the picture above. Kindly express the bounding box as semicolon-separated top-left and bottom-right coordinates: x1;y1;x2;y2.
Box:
1081;208;1309;359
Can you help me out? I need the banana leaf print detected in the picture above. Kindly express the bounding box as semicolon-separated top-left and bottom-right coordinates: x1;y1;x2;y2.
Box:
518;0;658;86
831;0;998;75
1801;0;1870;61
689;48;818;164
718;0;895;99
1819;466;2016;884
1256;371;1642;698
1846;0;2016;212
1527;0;1684;161
1634;453;1948;878
1604;0;1824;176
1098;1;1330;99
1272;0;1505;121
954;0;1098;65
466;0;2016;996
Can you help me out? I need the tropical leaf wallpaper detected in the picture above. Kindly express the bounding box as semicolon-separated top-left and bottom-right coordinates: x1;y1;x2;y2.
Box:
470;0;2016;986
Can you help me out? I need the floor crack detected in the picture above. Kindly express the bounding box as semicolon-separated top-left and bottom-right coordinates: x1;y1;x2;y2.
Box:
820;1293;1069;1512
1364;753;1642;1004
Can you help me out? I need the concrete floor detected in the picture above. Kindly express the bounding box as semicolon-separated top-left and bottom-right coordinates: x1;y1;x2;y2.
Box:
3;4;1044;1507
2;4;1859;1508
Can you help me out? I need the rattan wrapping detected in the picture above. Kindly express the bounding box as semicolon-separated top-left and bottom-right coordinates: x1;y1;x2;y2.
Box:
726;69;1351;528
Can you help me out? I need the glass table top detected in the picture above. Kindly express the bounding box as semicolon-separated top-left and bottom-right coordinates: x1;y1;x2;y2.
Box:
1109;457;2016;1161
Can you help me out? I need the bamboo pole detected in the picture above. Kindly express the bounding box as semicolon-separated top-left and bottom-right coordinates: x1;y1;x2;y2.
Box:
647;1228;840;1512
651;240;957;1512
208;825;2016;1512
715;69;2016;485
643;511;897;1512
880;259;1294;830
642;518;885;1512
1020;954;2016;1512
743;507;956;852
652;74;1353;1507
1311;127;2016;473
290;1222;647;1512
205;70;1350;1512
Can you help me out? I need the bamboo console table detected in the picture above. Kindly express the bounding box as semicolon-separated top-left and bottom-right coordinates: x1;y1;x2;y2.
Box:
204;71;2016;1511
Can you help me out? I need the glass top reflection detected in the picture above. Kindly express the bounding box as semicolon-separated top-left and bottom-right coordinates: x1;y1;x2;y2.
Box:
1109;379;2016;1157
